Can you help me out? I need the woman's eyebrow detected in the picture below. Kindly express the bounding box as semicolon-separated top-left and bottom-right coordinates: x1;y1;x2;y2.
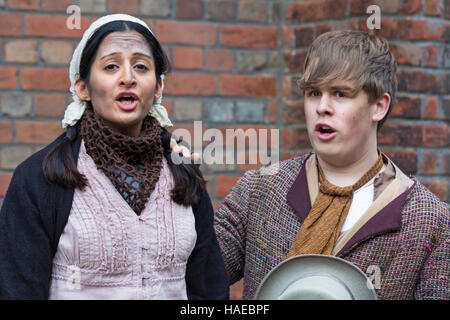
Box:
100;52;153;60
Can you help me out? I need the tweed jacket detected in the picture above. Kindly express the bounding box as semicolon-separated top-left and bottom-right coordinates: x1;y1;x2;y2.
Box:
214;153;449;300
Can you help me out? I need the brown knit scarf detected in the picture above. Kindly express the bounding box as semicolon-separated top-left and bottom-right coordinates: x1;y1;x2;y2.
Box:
287;150;384;257
79;106;163;215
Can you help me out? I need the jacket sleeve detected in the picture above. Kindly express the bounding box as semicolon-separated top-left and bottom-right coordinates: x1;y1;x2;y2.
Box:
185;190;230;300
414;199;449;300
0;162;54;299
213;170;257;285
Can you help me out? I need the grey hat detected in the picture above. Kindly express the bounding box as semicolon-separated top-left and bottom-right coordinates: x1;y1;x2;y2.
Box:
254;254;377;300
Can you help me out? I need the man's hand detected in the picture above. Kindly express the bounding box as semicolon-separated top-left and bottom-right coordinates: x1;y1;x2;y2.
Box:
170;138;200;162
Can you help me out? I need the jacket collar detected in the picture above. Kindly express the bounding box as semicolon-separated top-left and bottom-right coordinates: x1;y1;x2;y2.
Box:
286;153;415;256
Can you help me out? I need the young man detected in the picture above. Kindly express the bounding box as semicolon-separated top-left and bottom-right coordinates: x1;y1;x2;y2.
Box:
213;31;448;300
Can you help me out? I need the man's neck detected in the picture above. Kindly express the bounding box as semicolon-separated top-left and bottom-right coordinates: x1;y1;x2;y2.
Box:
316;147;381;187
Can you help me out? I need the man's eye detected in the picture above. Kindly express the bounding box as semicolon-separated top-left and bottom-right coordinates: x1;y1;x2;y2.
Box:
335;91;346;98
309;90;320;97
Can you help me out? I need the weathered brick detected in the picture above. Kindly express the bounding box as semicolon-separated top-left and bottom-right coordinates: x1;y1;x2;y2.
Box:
173;99;203;121
397;70;444;94
5;40;38;64
421;151;438;175
238;0;268;23
1;93;32;117
420;180;448;202
390;43;421;66
286;0;346;23
42;0;74;11
442;152;450;175
41;41;73;66
7;0;39;10
350;0;422;15
382;149;417;175
0;145;33;170
0;121;14;144
219;74;277;98
0;13;22;36
284;50;307;73
282;128;291;148
294;26;315;48
235;101;265;122
237;51;267;73
205;49;234;72
444;97;450;121
157;21;217;46
177;0;204;19
16;121;63;144
34;94;67;118
425;0;441;16
292;128;311;148
391;96;421;119
424;45;439;67
0;67;18;89
378;122;422;146
216;175;240;198
283;100;305;124
292;127;311;148
0;173;13;197
283;76;303;100
164;73;216;96
422;124;448;147
79;0;107;14
140;0;171;17
266;100;279;123
379;19;444;41
423;97;439;119
20;68;70;91
446;0;450;19
109;0;139;14
25;15;90;38
221;25;278;49
173;47;203;70
207;0;237;21
207;100;234;122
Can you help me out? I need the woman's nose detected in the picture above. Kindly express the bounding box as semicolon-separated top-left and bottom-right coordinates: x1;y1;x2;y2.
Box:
120;65;136;87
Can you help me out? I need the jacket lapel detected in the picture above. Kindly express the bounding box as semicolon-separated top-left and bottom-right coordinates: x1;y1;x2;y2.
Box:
335;181;415;256
286;153;416;257
286;154;312;223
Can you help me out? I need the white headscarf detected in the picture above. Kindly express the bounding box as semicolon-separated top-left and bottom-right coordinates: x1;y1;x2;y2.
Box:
62;14;173;129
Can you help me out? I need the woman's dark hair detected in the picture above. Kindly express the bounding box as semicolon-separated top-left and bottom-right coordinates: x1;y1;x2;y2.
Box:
43;20;206;206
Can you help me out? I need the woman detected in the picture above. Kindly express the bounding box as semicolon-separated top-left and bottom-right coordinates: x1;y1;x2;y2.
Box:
0;14;229;300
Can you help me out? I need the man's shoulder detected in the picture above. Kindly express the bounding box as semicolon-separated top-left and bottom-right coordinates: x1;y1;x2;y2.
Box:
405;179;448;217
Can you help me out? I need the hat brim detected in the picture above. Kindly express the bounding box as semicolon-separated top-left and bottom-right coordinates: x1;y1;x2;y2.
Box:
254;254;378;300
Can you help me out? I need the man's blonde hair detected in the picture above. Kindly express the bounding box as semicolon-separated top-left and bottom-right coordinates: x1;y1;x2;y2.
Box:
298;30;397;129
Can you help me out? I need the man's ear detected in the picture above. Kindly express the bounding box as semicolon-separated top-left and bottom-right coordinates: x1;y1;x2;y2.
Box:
372;93;390;123
74;78;91;101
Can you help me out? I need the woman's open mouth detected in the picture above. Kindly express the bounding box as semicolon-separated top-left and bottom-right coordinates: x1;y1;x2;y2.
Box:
315;123;336;141
116;92;138;111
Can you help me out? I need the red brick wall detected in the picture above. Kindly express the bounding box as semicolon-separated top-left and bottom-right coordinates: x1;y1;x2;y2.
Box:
0;0;448;300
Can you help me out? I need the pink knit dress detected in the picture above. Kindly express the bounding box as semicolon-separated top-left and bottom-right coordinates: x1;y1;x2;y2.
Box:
49;141;197;299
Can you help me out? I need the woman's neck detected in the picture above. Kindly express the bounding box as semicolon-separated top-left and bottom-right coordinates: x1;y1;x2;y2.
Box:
316;147;381;187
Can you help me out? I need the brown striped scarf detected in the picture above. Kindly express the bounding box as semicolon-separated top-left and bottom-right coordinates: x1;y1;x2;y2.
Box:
288;151;383;257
